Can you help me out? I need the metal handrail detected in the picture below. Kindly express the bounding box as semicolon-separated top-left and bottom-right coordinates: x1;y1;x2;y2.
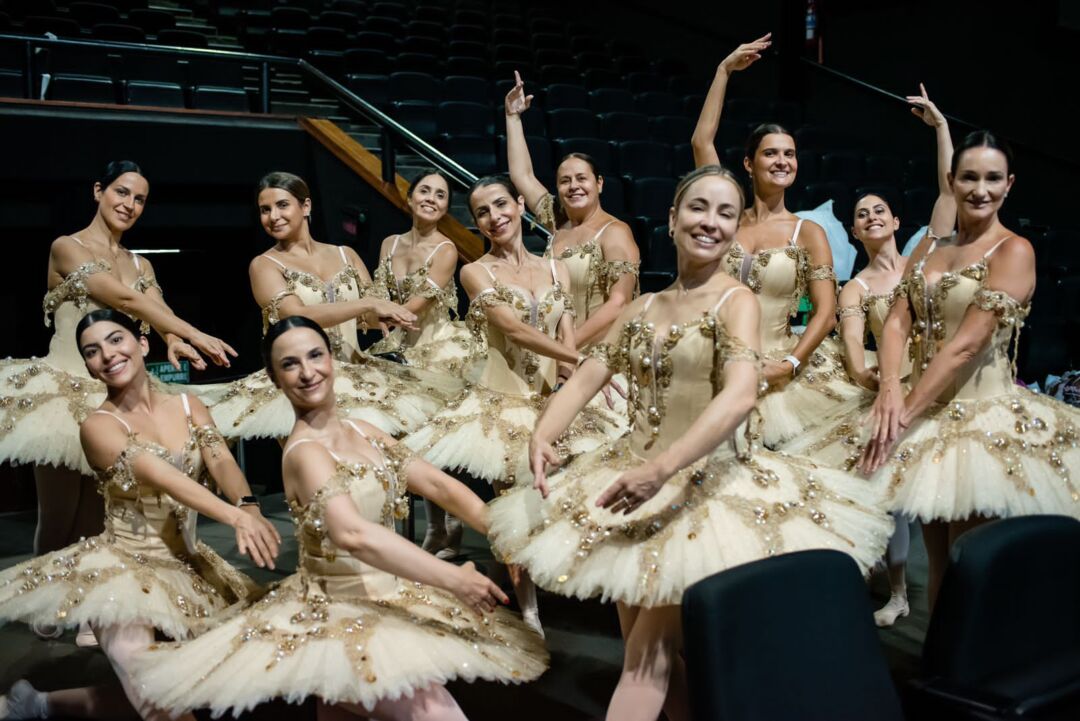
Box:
0;31;550;238
799;56;1068;168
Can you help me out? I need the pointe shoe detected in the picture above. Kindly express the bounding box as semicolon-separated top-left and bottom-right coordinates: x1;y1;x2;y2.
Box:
75;622;98;648
0;680;48;719
30;620;61;641
434;516;463;561
874;593;910;627
521;609;545;639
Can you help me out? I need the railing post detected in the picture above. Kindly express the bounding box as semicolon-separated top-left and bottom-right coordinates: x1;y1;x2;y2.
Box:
23;40;33;99
380;126;395;184
260;61;270;114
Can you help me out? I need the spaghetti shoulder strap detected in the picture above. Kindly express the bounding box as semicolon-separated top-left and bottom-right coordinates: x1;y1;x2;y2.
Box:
90;409;133;434
711;285;751;315
260;253;288;271
337;245;349;267
132;254;142;271
790;218;806;246
281;437;342;463
641;293;658;312
180;393;191;419
983;236;1013;259
549;257;558;282
70;235;88;247
389;235;401;257
343;419;369;439
476;262;498;282
852;277;870;292
592;220;616;241
424;240;454;264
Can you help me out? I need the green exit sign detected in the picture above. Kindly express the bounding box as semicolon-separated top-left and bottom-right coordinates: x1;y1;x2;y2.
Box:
147;360;190;384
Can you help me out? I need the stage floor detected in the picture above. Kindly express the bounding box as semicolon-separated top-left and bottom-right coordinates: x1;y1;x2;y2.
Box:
0;496;928;720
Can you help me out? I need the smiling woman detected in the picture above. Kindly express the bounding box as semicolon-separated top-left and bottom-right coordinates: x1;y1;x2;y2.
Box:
487;166;891;721
503;71;641;352
0;162;238;628
858;130;1080;611
0;308;276;721
206;171;462;442
692;36;866;448
403;174;626;634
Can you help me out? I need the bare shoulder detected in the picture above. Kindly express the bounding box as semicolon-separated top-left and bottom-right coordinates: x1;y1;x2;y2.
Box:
599;219;641;257
79;411;130;469
795;217;828;246
378;234;398;259
993;233;1034;264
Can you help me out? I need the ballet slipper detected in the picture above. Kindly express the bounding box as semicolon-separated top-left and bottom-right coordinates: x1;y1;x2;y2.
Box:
0;680;48;719
434;516;463;560
521;608;545;640
75;622;98;648
873;592;910;627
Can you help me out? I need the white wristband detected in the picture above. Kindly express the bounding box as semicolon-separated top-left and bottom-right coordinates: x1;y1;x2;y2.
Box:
783;355;801;375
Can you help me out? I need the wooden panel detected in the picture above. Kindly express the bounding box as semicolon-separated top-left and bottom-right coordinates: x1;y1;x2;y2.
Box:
298;117;485;262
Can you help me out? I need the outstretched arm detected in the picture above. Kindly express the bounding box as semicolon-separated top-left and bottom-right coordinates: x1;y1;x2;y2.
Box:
53;238;238;367
80;413;279;568
691;33;772;168
597;290;762;513
461;262;580;365
249;254;416;333
287;443;508;613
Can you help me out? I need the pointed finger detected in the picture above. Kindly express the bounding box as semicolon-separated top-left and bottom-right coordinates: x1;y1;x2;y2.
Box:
514;69;522;85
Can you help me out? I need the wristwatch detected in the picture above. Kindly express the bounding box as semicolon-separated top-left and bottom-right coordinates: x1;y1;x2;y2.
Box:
782;354;801;375
236;495;260;508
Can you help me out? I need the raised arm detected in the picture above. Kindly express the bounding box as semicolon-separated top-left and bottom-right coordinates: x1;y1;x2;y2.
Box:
53;238;237;368
596;289;762;513
504;71;550;214
836;280;877;389
286;443;508;613
460;262;580;365
573;223;641;349
907;84;956;237
691;33;772;168
80;413;279;568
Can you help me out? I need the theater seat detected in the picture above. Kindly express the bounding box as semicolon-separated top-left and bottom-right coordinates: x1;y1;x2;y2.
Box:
683;551;904;721
191;85;249;112
49;74;116;104
126;79;185;108
909;516;1080;720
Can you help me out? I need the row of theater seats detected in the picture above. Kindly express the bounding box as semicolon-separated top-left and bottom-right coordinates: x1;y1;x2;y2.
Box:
2;0;1076;379
0;43;252;111
0;0;213;48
